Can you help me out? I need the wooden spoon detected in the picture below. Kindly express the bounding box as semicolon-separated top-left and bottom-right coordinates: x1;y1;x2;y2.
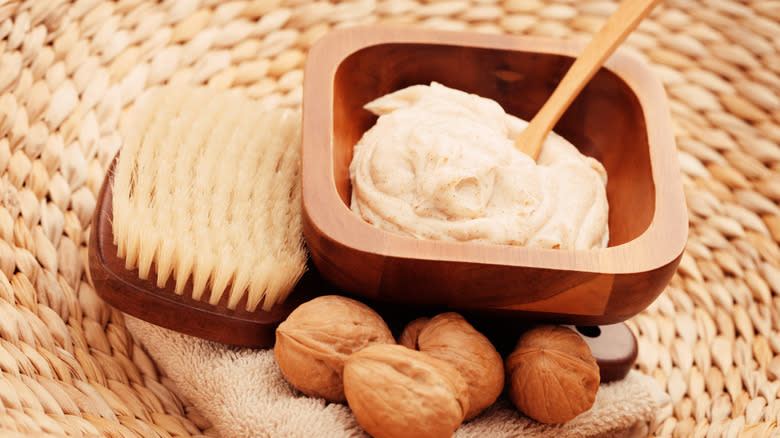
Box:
514;0;663;160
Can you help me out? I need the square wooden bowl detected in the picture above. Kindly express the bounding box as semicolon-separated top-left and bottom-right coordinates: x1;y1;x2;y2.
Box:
301;27;687;325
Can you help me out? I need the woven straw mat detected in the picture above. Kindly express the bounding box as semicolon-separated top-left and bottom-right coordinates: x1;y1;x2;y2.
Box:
1;0;779;437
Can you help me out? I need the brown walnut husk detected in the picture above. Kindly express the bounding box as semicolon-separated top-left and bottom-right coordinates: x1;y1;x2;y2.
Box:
274;295;395;402
505;325;600;424
343;344;470;438
401;313;504;420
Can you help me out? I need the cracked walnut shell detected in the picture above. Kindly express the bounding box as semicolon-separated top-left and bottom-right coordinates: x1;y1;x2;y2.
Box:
505;325;600;424
400;313;504;420
343;344;469;438
274;295;395;402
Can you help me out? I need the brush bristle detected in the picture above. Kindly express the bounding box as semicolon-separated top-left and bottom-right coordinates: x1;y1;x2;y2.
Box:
112;86;306;312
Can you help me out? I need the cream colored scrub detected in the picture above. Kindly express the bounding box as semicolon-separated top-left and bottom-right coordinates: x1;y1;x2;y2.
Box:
349;82;609;250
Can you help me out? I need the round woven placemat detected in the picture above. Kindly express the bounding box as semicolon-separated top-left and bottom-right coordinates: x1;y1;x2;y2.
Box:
1;0;778;437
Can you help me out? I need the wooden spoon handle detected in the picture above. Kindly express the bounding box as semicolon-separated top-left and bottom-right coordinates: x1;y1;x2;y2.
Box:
515;0;663;160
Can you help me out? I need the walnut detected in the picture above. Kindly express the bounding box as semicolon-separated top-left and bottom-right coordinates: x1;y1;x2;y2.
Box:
343;344;469;438
400;313;504;420
398;317;429;349
274;295;395;402
505;325;600;424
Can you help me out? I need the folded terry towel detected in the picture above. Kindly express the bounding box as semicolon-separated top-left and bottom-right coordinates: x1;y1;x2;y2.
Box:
125;315;670;438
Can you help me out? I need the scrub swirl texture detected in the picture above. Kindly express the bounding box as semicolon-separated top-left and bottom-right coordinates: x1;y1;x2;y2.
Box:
349;82;609;250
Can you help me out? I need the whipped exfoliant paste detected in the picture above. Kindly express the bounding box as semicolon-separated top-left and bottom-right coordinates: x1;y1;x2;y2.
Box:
349;82;609;250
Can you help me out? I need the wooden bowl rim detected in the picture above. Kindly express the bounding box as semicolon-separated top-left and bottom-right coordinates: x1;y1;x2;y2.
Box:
302;26;688;274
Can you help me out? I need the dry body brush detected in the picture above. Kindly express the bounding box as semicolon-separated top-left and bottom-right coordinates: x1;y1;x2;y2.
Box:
112;86;306;312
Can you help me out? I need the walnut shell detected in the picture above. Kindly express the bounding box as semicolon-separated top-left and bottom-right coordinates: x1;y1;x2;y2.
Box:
343;344;469;438
398;317;429;349
402;313;504;420
505;325;600;424
274;295;395;402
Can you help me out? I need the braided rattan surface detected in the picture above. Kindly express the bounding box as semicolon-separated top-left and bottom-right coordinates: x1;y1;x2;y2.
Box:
1;0;779;436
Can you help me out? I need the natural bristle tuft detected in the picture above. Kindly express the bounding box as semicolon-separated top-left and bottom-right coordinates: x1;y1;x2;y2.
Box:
112;86;306;312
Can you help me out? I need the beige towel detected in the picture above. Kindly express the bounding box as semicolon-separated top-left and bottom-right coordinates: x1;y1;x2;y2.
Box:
125;315;670;438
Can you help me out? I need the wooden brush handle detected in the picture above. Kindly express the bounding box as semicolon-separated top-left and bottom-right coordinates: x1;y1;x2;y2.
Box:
515;0;663;160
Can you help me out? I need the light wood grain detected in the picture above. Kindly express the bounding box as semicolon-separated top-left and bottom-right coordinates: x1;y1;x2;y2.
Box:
515;0;663;160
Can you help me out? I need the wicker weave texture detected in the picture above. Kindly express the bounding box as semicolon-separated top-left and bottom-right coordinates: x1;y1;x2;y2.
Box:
0;0;779;436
